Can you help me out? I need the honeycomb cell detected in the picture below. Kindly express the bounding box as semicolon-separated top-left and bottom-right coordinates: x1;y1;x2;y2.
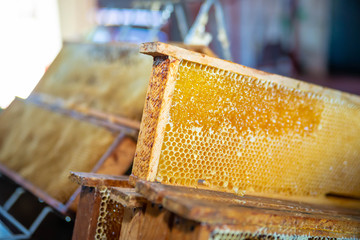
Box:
155;60;360;197
95;187;124;240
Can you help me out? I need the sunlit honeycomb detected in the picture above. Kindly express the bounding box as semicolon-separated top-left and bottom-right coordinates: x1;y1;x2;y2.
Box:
0;100;115;203
155;60;360;197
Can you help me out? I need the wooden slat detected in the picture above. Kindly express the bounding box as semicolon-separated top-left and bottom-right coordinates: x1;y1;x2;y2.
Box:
135;181;360;238
110;188;147;208
138;202;173;240
69;172;131;188
72;186;102;240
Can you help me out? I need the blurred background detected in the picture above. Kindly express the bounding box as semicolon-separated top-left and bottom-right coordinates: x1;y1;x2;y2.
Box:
0;0;360;109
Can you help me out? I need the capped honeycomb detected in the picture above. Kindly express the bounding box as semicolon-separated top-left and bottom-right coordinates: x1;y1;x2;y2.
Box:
95;187;124;240
133;47;360;199
0;100;115;203
155;60;360;197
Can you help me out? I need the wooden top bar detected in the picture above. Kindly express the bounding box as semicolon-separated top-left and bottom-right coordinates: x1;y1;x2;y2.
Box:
69;172;131;188
135;180;360;238
110;187;147;208
140;42;360;104
28;93;141;130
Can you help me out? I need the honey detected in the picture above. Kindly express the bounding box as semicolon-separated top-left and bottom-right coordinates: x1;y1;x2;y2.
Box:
133;43;360;199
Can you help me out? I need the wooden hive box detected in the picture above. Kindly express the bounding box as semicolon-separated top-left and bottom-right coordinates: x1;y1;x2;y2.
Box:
69;172;134;240
70;172;360;240
131;42;360;205
134;180;360;240
70;172;177;240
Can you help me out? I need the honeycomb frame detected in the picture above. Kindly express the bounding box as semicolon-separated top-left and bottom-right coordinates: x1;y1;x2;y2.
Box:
32;42;153;121
131;42;360;201
95;187;124;240
0;99;116;203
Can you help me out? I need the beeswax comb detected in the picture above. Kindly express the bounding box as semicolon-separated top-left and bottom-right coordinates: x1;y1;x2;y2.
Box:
131;42;360;202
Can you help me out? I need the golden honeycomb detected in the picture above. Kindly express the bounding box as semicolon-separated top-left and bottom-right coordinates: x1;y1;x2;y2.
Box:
33;43;153;120
0;100;115;202
154;60;360;198
95;187;124;240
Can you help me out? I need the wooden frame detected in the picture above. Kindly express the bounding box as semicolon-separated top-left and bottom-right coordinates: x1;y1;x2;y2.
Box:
131;42;360;205
71;172;174;240
135;180;360;239
71;173;360;240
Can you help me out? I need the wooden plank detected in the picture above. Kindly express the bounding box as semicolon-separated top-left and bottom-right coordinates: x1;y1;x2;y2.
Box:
137;202;173;240
69;172;131;188
94;136;136;177
130;56;181;183
32;42;153;121
169;215;201;240
135;181;360;238
136;180;360;213
119;207;144;240
110;188;147;208
72;186;101;240
169;42;218;58
140;42;360;103
132;41;360;203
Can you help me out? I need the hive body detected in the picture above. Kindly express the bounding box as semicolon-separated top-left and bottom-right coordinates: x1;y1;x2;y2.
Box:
135;181;360;240
132;42;360;200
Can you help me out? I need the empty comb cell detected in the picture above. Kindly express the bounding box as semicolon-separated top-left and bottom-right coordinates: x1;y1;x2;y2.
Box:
131;42;360;201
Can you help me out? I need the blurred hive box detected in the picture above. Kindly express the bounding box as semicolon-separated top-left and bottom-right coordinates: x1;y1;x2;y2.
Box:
135;181;360;240
70;172;360;240
131;42;360;205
